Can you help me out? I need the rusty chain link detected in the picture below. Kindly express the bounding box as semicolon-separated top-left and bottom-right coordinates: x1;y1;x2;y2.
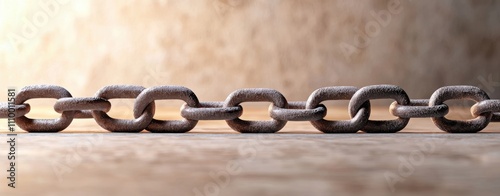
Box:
133;86;199;133
429;86;492;133
305;86;370;133
0;103;30;118
54;97;111;119
224;88;288;133
14;85;75;132
91;85;155;132
349;85;410;133
1;85;500;133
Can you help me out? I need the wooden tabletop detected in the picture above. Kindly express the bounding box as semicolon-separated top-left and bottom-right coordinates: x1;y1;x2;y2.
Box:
1;106;500;196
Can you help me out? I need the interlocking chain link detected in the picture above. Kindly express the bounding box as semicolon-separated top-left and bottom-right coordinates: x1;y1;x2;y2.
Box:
133;86;199;133
305;86;370;133
91;85;155;132
14;85;75;132
429;86;492;133
2;85;500;133
224;88;288;133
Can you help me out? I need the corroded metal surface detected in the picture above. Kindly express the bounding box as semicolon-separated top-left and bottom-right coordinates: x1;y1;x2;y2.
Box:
14;85;75;132
471;100;500;122
133;86;199;133
0;103;30;118
1;85;500;133
181;102;243;120
430;86;492;133
54;97;111;119
270;101;327;121
390;99;449;118
223;88;288;133
349;85;410;133
91;85;155;132
306;86;370;133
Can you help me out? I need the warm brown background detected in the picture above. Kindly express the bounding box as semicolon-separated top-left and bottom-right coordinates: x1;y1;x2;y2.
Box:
1;0;499;101
1;2;500;196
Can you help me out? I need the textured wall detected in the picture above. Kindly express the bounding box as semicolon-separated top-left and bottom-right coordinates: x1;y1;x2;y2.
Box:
0;0;499;102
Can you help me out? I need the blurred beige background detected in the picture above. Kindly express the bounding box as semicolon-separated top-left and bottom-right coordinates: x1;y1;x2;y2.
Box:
0;0;499;102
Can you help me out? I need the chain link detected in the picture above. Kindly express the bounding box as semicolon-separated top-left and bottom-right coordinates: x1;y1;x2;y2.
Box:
471;100;500;122
390;99;449;118
0;103;30;118
349;85;410;133
91;85;154;132
181;101;243;120
14;85;75;132
305;86;370;133
1;84;499;133
133;86;199;133
224;88;288;133
429;86;492;133
270;101;327;121
54;97;111;118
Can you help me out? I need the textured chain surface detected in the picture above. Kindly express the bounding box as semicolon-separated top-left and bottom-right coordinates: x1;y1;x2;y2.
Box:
1;85;500;133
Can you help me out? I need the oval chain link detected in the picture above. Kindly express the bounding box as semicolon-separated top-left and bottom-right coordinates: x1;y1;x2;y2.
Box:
54;97;111;118
429;86;492;133
471;100;500;122
270;101;327;121
91;85;155;132
224;88;288;133
14;85;75;132
390;99;449;118
349;85;410;133
181;101;243;120
305;86;370;133
133;86;199;133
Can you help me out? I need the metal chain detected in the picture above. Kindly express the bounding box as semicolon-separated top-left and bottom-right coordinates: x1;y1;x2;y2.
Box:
1;84;499;133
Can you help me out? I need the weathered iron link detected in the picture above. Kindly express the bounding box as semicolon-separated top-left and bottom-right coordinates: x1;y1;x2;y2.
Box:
92;85;155;132
15;85;75;132
181;102;243;120
430;86;492;133
270;101;327;121
471;100;500;122
0;103;30;118
349;85;410;133
133;86;199;133
305;86;370;133
224;88;288;133
390;99;449;118
54;97;111;119
0;84;499;133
